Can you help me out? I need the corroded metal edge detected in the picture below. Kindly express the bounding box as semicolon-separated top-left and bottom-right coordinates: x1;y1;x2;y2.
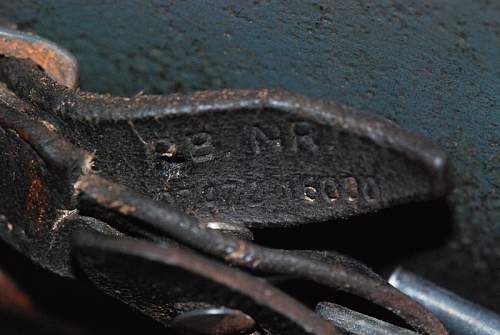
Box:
0;27;78;88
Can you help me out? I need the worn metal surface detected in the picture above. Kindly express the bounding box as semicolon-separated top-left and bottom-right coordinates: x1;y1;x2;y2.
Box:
0;55;449;333
317;302;419;335
0;57;452;335
0;234;171;335
389;268;500;335
77;174;448;335
0;81;120;276
0;57;449;229
0;54;450;333
73;230;338;335
1;0;496;309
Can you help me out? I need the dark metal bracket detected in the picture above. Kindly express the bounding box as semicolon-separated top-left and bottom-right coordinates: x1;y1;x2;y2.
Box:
0;28;452;335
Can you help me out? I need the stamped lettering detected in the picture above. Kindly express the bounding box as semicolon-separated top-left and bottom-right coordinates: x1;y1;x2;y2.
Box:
150;121;383;214
246;125;281;155
189;132;214;163
160;174;381;212
343;177;359;202
291;122;318;153
301;176;379;205
360;177;380;202
304;186;318;203
322;178;340;202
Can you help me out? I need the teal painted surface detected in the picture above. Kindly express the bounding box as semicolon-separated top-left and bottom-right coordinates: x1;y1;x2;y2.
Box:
1;0;499;310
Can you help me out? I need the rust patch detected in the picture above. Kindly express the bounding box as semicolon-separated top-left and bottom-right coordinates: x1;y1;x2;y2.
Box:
0;27;78;88
109;200;137;215
25;175;48;231
118;205;136;215
40;120;57;132
224;240;247;262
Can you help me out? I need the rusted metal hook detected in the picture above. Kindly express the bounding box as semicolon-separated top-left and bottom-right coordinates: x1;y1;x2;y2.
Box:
0;27;78;89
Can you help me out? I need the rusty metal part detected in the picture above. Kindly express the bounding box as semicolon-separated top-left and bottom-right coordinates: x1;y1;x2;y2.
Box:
0;57;450;229
0;27;78;88
172;308;256;335
73;230;338;335
317;302;419;335
0;83;119;276
0;55;451;334
76;174;448;335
